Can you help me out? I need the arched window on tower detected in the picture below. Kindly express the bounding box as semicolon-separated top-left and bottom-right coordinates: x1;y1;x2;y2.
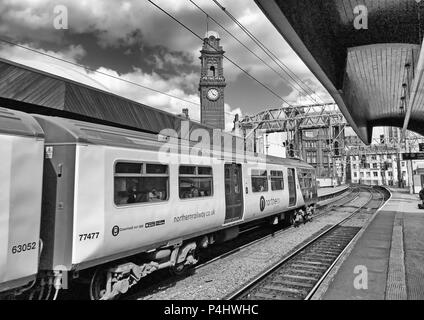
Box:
209;66;216;77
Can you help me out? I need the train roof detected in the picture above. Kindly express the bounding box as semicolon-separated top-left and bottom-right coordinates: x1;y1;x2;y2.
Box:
32;114;313;169
0;107;44;138
33;113;164;149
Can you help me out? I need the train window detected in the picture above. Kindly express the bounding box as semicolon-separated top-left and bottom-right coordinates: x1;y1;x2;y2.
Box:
179;166;213;199
146;164;168;174
251;170;268;193
298;170;310;189
114;162;169;206
179;166;196;175
115;162;142;174
198;166;212;175
271;170;284;191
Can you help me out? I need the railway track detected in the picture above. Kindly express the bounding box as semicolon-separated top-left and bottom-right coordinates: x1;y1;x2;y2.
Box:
226;186;387;300
193;187;359;271
124;187;361;300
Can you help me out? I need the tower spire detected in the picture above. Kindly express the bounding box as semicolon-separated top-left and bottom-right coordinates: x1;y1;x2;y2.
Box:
199;31;226;130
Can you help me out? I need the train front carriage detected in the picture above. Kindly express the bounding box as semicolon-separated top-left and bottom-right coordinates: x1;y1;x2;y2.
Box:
0;108;45;294
32;115;229;299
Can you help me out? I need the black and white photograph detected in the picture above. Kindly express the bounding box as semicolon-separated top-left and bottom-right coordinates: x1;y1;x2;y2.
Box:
0;0;423;313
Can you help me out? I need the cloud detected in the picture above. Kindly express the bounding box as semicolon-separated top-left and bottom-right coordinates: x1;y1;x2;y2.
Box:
0;42;104;87
225;103;242;132
0;41;242;132
284;77;333;105
0;0;333;118
0;1;321;83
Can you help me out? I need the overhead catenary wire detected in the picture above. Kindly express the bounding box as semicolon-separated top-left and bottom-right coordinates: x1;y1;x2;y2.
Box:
187;0;319;105
145;0;293;106
211;0;325;104
212;0;319;99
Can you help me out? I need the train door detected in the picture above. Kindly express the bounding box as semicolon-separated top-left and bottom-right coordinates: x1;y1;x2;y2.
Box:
224;163;244;224
288;168;297;207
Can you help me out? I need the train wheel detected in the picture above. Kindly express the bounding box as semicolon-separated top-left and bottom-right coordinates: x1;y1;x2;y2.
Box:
89;267;119;300
169;263;187;276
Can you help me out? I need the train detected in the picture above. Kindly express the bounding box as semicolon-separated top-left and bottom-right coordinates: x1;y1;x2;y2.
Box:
0;106;318;300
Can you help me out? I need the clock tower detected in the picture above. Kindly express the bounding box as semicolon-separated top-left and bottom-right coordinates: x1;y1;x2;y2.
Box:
199;31;226;130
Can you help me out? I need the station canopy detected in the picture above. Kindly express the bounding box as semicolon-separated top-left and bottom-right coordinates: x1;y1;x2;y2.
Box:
255;0;424;144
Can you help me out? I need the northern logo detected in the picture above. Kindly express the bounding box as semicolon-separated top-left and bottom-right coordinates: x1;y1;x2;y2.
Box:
260;196;266;212
112;225;120;237
260;197;281;212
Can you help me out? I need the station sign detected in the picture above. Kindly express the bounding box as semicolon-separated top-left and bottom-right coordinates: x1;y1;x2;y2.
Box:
402;152;424;160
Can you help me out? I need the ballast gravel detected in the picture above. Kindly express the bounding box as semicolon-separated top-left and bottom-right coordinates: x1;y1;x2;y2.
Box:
133;192;373;300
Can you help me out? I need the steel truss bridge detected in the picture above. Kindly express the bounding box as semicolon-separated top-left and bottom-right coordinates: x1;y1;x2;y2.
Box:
239;103;346;134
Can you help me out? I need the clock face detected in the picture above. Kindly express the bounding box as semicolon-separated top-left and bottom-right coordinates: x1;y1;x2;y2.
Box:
207;88;219;101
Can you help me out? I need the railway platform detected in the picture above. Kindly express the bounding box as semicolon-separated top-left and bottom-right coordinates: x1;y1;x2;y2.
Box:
316;188;424;300
317;185;349;198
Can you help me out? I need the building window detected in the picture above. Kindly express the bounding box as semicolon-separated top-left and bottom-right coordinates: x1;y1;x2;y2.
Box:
354;172;358;178
114;162;169;206
360;172;364;178
388;172;393;177
373;163;378;169
179;166;213;199
366;172;371;178
209;66;216;77
306;151;317;163
373;172;378;177
271;170;284;190
305;131;314;138
353;164;357;169
251;169;268;192
323;152;329;164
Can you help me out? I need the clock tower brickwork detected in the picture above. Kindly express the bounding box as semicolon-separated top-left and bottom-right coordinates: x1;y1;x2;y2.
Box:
199;31;226;130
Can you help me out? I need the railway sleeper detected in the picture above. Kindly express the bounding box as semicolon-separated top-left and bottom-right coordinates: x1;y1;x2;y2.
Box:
262;285;306;296
296;255;336;263
287;269;325;276
279;274;319;281
270;279;314;288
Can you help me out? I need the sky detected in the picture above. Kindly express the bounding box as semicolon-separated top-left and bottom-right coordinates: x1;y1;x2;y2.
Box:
0;0;334;131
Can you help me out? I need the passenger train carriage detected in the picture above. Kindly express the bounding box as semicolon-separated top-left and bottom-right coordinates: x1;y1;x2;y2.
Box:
0;107;317;300
0;108;44;294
